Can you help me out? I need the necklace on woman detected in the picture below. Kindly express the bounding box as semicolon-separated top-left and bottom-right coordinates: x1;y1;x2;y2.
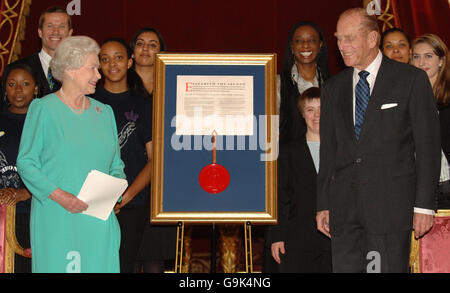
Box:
59;88;87;114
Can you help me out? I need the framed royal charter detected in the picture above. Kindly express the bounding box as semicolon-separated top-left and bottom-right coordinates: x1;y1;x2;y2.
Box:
151;53;277;224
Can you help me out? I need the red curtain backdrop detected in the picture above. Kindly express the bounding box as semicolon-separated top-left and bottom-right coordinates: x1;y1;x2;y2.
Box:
392;0;449;45
18;0;365;75
12;0;450;75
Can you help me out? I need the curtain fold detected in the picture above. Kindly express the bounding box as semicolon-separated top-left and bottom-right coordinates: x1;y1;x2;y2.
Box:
392;0;449;43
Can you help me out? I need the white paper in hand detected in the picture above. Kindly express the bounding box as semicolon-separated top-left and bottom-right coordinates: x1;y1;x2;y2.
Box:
77;170;128;221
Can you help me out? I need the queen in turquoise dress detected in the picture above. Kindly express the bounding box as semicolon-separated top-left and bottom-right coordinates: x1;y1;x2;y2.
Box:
17;36;126;273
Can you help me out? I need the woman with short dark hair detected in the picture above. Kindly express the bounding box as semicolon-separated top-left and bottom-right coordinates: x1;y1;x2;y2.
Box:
268;87;331;273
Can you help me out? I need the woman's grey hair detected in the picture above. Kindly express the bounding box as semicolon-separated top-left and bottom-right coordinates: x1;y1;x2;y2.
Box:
50;36;100;81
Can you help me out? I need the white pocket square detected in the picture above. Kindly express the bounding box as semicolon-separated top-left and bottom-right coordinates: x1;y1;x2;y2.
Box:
381;103;398;110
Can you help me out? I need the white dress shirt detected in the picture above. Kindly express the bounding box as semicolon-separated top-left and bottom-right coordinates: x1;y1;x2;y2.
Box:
276;64;319;114
38;49;52;77
352;50;434;216
352;50;383;123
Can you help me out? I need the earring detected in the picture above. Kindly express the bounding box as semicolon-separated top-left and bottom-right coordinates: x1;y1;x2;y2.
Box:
3;93;10;107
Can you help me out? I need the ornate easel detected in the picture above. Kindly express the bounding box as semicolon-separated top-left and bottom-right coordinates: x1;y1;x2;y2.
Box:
174;221;254;273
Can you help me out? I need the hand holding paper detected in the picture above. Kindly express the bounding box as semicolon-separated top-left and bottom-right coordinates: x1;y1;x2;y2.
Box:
77;170;128;221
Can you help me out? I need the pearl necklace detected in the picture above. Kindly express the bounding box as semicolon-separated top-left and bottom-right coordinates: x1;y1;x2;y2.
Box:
59;88;87;114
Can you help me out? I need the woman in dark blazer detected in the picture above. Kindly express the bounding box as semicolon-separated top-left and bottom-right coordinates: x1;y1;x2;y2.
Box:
267;87;331;273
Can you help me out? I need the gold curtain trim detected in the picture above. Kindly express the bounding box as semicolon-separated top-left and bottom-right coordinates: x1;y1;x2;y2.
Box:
0;0;32;76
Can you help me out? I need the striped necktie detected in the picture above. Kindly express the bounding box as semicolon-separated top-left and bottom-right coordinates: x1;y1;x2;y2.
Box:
47;67;55;91
355;70;370;140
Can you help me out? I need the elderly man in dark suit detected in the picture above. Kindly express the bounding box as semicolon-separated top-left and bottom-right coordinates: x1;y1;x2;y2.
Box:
316;8;441;273
6;6;72;98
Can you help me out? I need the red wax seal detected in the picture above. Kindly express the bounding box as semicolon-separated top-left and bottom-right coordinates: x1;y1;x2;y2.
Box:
199;163;230;194
199;131;230;194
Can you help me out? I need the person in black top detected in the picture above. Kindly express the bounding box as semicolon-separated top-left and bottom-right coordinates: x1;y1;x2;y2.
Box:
264;21;330;273
0;63;39;272
130;29;177;273
130;27;166;95
96;38;174;273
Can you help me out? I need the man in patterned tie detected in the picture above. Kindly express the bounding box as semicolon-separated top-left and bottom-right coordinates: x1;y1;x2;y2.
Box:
6;6;73;98
316;7;441;272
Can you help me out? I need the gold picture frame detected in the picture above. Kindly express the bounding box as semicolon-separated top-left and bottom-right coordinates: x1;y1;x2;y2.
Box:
151;53;277;224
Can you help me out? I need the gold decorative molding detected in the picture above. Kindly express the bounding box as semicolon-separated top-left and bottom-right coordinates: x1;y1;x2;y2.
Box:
219;225;239;273
181;226;192;273
0;0;32;76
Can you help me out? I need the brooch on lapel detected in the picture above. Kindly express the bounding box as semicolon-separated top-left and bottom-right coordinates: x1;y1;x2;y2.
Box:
95;106;102;114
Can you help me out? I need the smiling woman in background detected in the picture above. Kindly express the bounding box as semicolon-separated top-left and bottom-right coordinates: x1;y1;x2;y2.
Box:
412;34;450;209
278;21;330;144
16;36;125;273
265;21;330;273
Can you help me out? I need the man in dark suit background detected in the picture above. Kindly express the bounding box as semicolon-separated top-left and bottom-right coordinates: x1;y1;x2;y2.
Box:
6;6;73;98
316;8;441;273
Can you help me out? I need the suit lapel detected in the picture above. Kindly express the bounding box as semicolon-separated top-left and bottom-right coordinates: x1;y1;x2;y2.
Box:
358;56;391;142
31;53;51;95
293;136;318;180
339;68;356;144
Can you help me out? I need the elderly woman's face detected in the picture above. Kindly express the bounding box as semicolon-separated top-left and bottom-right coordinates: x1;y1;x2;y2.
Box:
71;53;101;95
133;31;161;67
